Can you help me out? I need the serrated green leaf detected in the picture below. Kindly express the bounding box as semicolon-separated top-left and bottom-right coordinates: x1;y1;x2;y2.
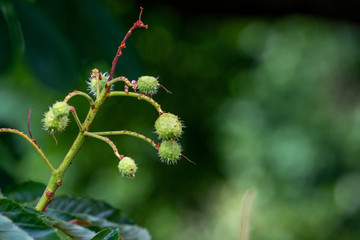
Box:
44;209;98;240
0;214;33;240
0;198;95;240
90;228;119;240
4;181;45;205
26;205;96;240
43;208;81;222
47;196;151;240
0;198;62;240
67;214;151;240
49;196;125;223
52;218;95;240
114;225;150;240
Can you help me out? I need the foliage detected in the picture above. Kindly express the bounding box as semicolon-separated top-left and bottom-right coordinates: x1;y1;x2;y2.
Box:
0;181;150;240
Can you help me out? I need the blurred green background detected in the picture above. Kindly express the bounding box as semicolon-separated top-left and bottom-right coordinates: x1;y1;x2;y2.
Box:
1;0;360;239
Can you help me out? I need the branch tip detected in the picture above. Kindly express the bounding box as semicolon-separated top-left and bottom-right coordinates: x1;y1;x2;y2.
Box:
139;7;144;19
181;154;196;165
51;130;58;146
27;108;40;148
27;109;33;139
160;84;172;94
109;7;148;80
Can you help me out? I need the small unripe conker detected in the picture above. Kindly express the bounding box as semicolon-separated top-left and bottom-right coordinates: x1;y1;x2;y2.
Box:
118;157;137;178
137;76;159;94
51;101;70;117
155;113;183;140
42;108;69;132
158;140;181;164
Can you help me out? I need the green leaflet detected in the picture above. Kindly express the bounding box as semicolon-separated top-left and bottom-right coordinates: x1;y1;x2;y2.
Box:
2;182;151;240
90;228;119;240
0;214;33;240
4;181;46;206
0;198;62;240
48;196;151;240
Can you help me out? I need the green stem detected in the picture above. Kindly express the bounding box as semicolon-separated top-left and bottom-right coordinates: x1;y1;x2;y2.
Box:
35;79;161;211
110;91;163;114
84;131;122;159
35;85;110;212
107;76;132;87
69;107;83;131
35;132;86;212
0;128;56;173
63;90;94;106
91;130;157;148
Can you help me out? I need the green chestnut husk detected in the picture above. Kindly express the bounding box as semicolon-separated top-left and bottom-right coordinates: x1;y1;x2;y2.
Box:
155;113;183;140
137;76;159;94
51;101;70;117
158;140;181;164
42;108;69;132
118;157;137;178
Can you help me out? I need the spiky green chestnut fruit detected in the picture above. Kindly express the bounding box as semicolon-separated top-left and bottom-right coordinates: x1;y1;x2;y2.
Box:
51;101;69;117
42;108;69;132
87;72;111;96
158;140;181;164
155;113;183;140
118;157;137;178
137;76;159;94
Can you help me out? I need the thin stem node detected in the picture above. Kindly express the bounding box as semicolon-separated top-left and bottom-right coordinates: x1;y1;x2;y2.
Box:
110;91;163;114
90;130;157;149
64;90;94;106
69;106;84;131
84;131;122;159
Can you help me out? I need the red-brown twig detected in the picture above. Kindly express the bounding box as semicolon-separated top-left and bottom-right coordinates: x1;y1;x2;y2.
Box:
51;130;58;146
108;7;148;81
160;84;172;94
27;109;40;148
181;154;197;165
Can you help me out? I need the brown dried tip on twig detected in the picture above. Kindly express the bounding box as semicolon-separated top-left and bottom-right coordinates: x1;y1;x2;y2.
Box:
51;130;58;146
181;154;196;165
160;84;172;94
109;6;148;81
27;109;40;148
